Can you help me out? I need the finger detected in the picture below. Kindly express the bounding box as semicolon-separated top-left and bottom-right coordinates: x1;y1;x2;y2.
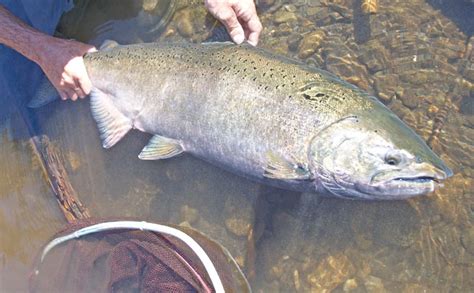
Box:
74;83;87;99
245;15;262;46
63;88;75;101
233;4;262;46
75;69;93;96
215;7;245;44
59;91;68;101
70;92;78;101
61;75;82;100
53;83;68;100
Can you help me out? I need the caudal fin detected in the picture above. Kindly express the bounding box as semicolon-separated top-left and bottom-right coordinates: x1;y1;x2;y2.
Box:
27;76;59;108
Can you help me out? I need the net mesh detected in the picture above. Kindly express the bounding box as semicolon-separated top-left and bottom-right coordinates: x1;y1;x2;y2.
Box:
30;219;249;292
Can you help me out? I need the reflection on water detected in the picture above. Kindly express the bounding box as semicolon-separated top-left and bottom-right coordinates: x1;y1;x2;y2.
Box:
1;0;474;291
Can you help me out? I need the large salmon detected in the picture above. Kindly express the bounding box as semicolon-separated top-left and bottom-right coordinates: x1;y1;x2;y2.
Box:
32;41;453;200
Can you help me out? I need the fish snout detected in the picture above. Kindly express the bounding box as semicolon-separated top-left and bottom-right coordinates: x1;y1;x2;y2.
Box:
433;164;453;181
416;161;452;182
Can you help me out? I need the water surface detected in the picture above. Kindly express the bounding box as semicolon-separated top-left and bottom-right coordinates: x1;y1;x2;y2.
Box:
1;0;473;291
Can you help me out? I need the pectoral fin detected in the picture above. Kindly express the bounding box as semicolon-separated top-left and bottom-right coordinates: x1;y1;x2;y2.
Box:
27;76;59;108
263;152;311;180
90;89;132;149
138;135;184;160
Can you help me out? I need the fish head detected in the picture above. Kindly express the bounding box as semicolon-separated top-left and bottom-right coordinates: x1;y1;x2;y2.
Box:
308;113;453;200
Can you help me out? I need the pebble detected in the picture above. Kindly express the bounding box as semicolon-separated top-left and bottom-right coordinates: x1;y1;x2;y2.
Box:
142;0;158;12
427;104;439;118
306;254;355;292
373;73;400;104
225;218;252;237
287;34;303;52
343;278;359;292
364;275;386;292
398;90;420;110
274;9;298;24
297;30;326;59
177;10;194;38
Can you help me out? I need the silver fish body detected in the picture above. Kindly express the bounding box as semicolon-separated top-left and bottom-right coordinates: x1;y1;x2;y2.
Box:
82;42;452;200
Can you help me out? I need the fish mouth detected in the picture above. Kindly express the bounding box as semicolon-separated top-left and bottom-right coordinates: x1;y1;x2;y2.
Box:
372;162;449;185
391;175;440;184
366;164;451;198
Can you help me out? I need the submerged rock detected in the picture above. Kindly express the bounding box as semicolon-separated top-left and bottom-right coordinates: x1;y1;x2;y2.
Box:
223;195;254;237
306;253;356;292
363;275;386;292
273;7;298;24
343;278;359;292
297;30;326;59
373;73;400;104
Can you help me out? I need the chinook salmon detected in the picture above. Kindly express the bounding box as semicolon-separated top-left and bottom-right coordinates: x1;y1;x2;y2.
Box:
31;41;452;200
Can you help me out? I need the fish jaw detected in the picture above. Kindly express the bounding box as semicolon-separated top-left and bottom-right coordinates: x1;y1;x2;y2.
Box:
361;162;451;199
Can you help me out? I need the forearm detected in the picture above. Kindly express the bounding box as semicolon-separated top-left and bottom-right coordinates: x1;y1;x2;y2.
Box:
0;4;51;64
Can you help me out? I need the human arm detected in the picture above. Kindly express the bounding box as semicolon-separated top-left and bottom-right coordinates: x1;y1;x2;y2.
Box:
204;0;262;46
0;5;96;100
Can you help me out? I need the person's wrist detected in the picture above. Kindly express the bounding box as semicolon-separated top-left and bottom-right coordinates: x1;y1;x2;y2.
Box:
30;34;55;65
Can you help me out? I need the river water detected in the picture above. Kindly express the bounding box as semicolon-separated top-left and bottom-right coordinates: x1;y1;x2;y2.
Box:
1;0;473;291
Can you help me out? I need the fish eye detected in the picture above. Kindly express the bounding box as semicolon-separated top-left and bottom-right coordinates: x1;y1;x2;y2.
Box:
385;153;401;166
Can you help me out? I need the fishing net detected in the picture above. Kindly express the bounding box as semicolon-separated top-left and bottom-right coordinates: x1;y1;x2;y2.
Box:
30;219;250;293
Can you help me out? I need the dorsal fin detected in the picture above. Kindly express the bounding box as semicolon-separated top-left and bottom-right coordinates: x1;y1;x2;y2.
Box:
99;40;120;51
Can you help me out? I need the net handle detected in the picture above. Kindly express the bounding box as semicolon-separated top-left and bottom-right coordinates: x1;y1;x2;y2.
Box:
36;221;225;293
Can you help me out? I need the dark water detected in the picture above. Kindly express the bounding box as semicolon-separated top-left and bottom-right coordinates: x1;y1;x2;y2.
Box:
1;0;473;291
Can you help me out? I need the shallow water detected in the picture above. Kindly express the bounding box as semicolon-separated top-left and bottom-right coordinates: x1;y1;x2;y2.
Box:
1;0;473;291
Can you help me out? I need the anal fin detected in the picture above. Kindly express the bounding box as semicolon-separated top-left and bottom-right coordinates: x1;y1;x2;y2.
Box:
138;135;184;160
90;89;132;149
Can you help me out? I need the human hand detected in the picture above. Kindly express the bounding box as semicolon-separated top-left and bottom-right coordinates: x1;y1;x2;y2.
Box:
205;0;262;46
35;37;96;101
